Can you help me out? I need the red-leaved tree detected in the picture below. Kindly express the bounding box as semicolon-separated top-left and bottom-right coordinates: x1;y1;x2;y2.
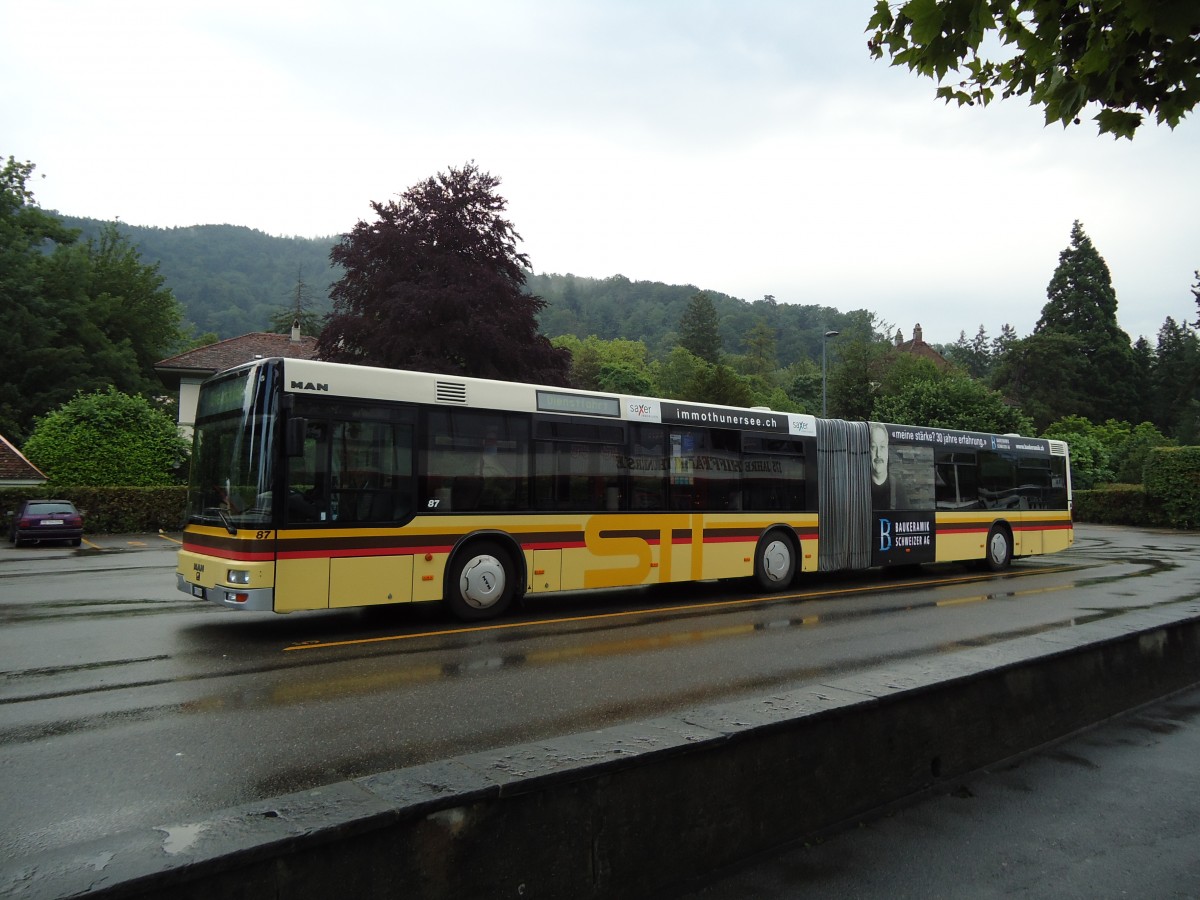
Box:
317;162;569;385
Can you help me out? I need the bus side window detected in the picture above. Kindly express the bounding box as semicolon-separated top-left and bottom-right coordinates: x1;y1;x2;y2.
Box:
742;435;805;512
628;425;666;510
935;452;979;510
425;410;529;512
668;427;741;511
328;420;414;523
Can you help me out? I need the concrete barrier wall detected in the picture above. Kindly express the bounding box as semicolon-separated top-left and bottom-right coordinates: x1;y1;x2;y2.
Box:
13;603;1200;900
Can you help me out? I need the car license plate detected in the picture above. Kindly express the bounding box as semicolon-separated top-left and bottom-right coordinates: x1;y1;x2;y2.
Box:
191;584;206;599
42;519;63;525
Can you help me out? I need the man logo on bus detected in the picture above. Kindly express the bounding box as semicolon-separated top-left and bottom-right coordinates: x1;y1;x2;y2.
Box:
290;381;329;392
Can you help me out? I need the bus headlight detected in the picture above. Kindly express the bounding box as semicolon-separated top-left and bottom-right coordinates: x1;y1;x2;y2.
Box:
227;569;251;585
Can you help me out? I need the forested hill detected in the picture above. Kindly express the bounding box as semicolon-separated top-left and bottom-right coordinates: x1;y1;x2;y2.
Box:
58;216;856;366
528;273;851;367
57;217;340;339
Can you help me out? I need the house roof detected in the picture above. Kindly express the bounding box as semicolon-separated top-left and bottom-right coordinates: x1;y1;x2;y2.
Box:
893;323;951;370
0;433;47;483
154;332;319;387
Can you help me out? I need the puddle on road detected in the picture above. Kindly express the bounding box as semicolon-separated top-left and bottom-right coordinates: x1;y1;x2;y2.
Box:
159;822;209;855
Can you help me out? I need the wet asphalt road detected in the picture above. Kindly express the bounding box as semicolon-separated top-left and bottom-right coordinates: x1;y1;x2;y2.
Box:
1;525;1198;867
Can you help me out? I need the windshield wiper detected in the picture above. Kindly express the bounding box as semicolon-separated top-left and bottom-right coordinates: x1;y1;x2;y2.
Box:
216;508;237;536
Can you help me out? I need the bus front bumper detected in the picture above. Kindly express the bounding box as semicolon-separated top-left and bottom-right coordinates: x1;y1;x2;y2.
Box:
177;573;275;612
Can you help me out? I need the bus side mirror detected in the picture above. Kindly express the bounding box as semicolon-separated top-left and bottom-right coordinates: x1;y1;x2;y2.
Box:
286;417;307;457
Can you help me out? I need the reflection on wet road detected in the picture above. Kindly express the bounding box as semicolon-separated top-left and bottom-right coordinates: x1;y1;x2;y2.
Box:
1;525;1198;863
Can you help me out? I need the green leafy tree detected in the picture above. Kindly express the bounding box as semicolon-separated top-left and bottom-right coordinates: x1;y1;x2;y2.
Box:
1042;416;1113;488
1041;415;1171;487
678;291;722;363
596;362;654;396
0;161;183;441
1112;421;1173;483
782;359;822;414
83;223;184;388
0;158;78;440
875;353;945;400
694;364;755;408
553;335;653;393
874;369;1034;434
991;330;1091;430
318;162;569;384
825;312;893;420
656;346;709;400
867;1;1200;138
23;388;189;486
743;376;801;414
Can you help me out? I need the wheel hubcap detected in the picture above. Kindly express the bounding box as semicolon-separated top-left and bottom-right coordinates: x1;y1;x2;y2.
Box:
762;540;791;583
459;555;506;609
990;534;1006;564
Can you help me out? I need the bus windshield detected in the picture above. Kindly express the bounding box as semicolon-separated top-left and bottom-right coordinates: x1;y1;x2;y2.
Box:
185;363;279;529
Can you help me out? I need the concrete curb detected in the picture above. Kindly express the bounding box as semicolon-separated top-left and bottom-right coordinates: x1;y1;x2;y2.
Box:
9;601;1200;899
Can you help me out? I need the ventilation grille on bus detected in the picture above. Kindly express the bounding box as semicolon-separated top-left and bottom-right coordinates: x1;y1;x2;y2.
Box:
436;381;468;404
1048;440;1068;456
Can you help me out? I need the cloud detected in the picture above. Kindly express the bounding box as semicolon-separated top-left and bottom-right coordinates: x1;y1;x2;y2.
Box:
4;0;1197;346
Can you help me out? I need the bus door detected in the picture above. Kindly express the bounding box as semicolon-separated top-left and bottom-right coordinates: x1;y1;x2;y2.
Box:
278;405;418;610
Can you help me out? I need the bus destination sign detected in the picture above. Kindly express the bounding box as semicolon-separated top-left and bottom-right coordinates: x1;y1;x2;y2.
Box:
535;391;622;418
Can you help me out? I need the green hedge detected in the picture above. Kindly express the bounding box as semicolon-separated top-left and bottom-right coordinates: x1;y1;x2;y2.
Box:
1;486;187;535
1072;484;1171;528
1143;446;1200;530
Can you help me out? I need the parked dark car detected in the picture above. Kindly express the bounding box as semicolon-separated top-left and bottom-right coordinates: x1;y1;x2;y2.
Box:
7;500;84;547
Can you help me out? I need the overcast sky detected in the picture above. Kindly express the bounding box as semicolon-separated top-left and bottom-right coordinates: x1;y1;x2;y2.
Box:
5;1;1198;346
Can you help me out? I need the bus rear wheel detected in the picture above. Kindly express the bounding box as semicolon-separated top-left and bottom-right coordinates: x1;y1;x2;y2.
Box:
984;525;1013;572
446;541;516;621
754;531;797;592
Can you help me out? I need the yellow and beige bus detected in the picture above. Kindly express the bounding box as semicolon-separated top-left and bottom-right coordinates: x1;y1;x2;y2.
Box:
176;357;1073;620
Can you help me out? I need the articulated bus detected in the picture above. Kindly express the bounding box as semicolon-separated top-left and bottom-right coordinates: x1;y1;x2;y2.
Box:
176;357;1073;620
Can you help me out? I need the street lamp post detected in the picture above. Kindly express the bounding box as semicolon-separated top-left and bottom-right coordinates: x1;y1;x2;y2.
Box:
822;330;839;417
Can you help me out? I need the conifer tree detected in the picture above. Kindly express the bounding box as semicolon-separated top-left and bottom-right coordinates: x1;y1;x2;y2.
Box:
1032;221;1138;422
678;291;722;363
269;268;322;336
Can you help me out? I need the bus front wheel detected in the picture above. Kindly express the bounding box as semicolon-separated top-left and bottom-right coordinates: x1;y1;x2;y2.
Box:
446;541;516;621
754;531;797;592
984;525;1013;572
